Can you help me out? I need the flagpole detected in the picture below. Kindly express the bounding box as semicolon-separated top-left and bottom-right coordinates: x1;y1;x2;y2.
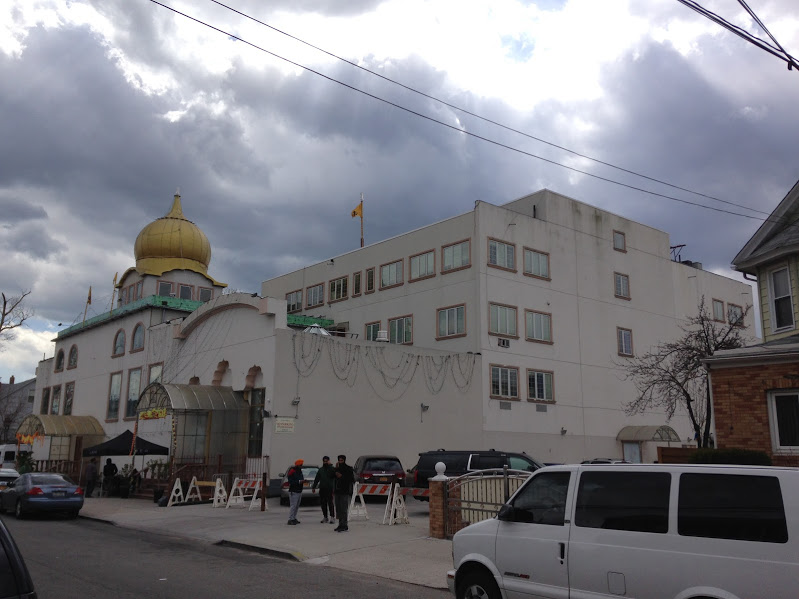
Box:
111;272;118;315
360;193;364;248
82;286;91;326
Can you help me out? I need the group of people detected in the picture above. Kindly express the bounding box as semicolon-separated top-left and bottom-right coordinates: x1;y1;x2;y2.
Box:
285;454;355;532
84;458;139;497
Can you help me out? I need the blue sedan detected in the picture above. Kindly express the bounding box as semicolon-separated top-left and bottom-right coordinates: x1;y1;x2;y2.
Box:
0;473;84;519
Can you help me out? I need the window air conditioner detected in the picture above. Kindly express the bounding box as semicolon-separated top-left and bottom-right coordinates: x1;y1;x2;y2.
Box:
498;338;510;348
376;330;389;342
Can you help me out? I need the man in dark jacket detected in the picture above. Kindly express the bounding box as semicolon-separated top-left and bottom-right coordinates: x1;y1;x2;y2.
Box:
102;458;117;496
286;459;305;525
333;454;355;532
311;456;336;523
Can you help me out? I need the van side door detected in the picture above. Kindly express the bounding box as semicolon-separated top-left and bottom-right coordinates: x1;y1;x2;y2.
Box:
495;469;573;599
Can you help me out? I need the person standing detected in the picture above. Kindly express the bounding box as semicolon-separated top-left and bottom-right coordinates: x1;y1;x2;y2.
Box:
333;454;355;532
85;458;98;498
286;459;305;525
102;458;117;496
311;456;336;523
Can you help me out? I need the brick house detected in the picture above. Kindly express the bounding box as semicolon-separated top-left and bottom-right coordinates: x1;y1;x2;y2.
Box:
704;178;799;466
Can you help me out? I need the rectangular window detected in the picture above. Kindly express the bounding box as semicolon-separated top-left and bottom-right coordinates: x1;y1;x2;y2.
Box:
199;287;213;302
410;250;435;281
247;388;265;458
40;388;50;415
488;238;515;270
63;382;74;415
158;281;173;297
491;365;519;399
179;284;193;300
523;248;550;279
108;372;122;420
389;315;412;344
489;303;517;337
527;370;553;401
769;392;799;449
437;305;465;338
365;267;375;293
148;363;163;385
617;327;633;356
380;260;403;289
712;298;725;322
365;321;381;341
613;230;626;252
525;310;552;343
329;276;348;302
120;287;128;306
136;281;143;300
615;273;630;299
576;471;670;533
728;303;743;326
678;473;788;543
353;272;362;296
306;283;324;308
126;368;142;418
286;290;302;312
770;267;794;330
442;240;470;272
51;385;61;415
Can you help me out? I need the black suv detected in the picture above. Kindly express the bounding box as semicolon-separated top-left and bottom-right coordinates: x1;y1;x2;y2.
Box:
409;449;543;495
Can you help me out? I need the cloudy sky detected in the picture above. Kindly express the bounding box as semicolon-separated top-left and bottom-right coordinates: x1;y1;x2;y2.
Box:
1;0;798;382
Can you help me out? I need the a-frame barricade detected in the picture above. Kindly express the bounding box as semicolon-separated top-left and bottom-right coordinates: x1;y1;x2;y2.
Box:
385;483;409;525
349;486;369;521
166;478;184;507
212;479;228;508
226;477;265;511
184;476;203;503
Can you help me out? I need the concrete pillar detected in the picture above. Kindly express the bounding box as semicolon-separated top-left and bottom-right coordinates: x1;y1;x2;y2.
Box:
428;462;448;539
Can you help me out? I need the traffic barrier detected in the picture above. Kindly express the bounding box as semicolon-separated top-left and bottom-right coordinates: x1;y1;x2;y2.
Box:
166;478;184;507
185;476;218;503
226;477;265;511
384;483;409;525
398;487;430;499
348;484;394;521
212;479;228;508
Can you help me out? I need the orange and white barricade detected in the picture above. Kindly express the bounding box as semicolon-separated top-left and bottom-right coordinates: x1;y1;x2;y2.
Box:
349;483;394;521
226;477;265;511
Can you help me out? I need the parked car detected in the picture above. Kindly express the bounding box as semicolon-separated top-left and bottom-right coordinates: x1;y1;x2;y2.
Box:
353;455;405;486
448;463;799;599
0;472;84;519
0;517;36;598
0;469;20;490
278;465;319;506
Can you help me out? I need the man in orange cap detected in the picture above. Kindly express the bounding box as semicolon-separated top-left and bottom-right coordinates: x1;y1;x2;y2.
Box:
286;459;305;525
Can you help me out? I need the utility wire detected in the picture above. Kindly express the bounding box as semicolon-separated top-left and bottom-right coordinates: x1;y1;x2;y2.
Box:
205;0;769;218
149;0;791;227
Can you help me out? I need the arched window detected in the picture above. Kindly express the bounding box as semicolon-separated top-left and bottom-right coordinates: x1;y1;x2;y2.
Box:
54;350;65;372
131;323;144;352
113;330;126;356
67;345;78;369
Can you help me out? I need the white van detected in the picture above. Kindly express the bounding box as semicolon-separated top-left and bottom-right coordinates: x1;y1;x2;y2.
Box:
0;444;30;470
448;463;799;599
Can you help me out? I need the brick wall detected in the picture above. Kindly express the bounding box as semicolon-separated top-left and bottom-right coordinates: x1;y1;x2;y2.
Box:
711;361;799;467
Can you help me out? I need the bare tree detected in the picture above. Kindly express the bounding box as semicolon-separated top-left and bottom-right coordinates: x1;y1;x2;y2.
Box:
0;291;33;351
619;297;752;448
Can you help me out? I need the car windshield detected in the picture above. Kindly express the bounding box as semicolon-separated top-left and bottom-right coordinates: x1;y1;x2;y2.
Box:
364;459;401;470
30;474;70;485
302;467;318;478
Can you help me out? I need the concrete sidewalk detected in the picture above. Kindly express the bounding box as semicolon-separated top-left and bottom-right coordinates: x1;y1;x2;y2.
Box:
79;495;452;589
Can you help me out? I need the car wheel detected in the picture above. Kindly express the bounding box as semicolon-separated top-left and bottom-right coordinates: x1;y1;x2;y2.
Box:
14;500;25;519
457;570;500;599
280;497;289;506
69;510;80;519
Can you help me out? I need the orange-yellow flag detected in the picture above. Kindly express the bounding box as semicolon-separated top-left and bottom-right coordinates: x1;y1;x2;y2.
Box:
87;286;92;305
351;201;363;218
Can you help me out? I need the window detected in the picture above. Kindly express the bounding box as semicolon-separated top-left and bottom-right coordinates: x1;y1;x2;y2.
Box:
380;260;403;289
488;238;515;270
199;287;213;302
329;276;348;302
136;281;143;300
113;330;126;356
63;382;74;415
67;345;78;369
365;322;381;341
248;388;265;458
131;323;144;352
527;370;554;401
286;290;302;313
728;303;744;326
158;281;173;297
576;471;670;533
442;240;470;272
107;372;122;420
678;473;787;543
769;391;799;450
770;267;794;330
437;305;465;338
613;230;626;252
126;368;141;418
491;365;519;399
353;272;362;296
410;250;435;281
54;349;64;372
306;283;324;308
51;385;61;415
525;310;552;343
510;471;570;525
179;284;193;300
120;287;128;305
523;248;550;279
614;273;630;299
365;267;375;293
389;316;412;344
489;303;517;337
712;298;725;322
148;363;163;385
40;388;50;415
617;327;633;356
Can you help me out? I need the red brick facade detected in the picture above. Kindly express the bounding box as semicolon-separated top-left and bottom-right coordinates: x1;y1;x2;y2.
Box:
710;361;799;467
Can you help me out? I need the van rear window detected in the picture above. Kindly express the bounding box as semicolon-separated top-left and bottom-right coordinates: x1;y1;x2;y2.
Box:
678;473;788;543
575;471;670;533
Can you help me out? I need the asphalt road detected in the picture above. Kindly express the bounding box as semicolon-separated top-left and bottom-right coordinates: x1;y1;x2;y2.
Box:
2;514;449;598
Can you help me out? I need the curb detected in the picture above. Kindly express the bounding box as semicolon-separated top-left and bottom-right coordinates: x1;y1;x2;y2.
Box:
216;539;304;561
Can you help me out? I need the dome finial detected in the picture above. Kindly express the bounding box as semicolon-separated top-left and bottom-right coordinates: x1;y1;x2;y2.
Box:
167;189;185;219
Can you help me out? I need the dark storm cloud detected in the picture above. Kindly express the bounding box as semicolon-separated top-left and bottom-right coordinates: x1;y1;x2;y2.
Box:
0;197;47;223
0;221;65;259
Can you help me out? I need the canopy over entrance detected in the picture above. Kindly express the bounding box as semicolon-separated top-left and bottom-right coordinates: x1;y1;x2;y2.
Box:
616;425;680;442
16;414;105;438
82;429;169;457
137;383;248;412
